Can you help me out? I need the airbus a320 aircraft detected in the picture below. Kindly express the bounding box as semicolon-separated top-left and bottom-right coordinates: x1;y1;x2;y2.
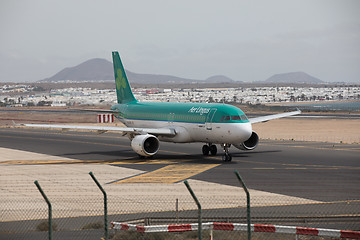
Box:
17;51;301;162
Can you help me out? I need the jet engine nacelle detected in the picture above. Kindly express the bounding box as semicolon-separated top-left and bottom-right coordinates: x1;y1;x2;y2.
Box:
131;134;160;157
234;131;259;151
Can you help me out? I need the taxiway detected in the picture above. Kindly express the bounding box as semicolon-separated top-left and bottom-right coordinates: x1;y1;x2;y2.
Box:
1;127;359;202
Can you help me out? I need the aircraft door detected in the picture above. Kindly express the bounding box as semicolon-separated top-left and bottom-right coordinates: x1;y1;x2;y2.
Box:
168;113;175;125
205;109;217;130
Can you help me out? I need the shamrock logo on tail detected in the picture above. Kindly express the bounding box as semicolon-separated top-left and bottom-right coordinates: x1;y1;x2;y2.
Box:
116;69;128;103
116;69;127;89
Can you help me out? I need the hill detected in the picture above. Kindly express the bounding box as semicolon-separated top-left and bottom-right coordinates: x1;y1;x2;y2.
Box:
40;58;114;82
206;75;235;83
39;58;238;84
265;72;324;84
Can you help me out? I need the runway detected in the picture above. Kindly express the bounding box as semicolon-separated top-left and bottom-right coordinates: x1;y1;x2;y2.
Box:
1;127;360;234
1;127;359;202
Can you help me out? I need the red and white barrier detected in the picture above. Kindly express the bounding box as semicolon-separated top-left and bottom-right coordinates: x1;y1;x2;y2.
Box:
97;114;114;123
111;222;360;239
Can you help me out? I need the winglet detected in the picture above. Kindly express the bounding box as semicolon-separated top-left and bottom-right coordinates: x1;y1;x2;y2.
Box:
12;120;25;127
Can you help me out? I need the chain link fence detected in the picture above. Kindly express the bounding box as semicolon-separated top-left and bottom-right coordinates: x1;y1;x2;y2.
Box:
1;168;359;240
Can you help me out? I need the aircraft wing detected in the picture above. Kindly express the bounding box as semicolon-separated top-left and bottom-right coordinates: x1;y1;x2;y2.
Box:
14;123;176;136
249;110;301;124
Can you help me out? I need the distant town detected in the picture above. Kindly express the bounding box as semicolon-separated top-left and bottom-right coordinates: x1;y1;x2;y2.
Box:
1;83;359;108
2;57;359;108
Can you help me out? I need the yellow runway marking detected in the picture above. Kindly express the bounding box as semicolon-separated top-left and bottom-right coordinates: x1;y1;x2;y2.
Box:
0;160;75;165
0;159;117;165
284;168;307;170
0;158;196;165
252;168;275;170
115;164;220;184
110;159;194;164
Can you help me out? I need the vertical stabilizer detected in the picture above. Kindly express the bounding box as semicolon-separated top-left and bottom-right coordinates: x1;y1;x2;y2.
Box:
112;51;137;104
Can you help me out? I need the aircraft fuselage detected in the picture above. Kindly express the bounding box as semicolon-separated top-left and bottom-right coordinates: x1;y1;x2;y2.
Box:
111;101;252;145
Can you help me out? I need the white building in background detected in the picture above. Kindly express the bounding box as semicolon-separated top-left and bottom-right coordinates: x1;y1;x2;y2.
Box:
1;85;359;107
51;102;67;107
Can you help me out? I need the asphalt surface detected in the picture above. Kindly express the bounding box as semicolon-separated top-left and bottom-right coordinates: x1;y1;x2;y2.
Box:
1;127;359;202
1;127;360;237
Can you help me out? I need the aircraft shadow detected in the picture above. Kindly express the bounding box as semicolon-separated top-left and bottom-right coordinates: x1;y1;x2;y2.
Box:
231;150;282;157
57;150;282;164
61;150;133;157
59;150;222;164
151;154;222;164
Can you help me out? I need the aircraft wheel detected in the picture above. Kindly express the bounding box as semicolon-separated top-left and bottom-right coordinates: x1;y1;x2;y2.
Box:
222;154;232;162
210;145;217;155
202;145;210;156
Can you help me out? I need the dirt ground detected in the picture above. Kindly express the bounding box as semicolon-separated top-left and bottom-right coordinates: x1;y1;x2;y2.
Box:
1;107;359;144
252;118;360;144
0;106;99;126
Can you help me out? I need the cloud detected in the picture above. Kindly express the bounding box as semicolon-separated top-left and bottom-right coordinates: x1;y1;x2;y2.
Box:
0;0;359;82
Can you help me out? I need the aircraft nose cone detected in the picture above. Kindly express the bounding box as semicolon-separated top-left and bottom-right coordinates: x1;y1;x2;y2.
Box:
240;122;252;141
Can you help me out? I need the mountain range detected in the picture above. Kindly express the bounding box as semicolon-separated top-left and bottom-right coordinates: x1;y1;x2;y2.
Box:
39;58;324;84
39;58;238;84
264;72;323;84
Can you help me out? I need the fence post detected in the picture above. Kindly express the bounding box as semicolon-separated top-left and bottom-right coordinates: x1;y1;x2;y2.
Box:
234;170;251;240
176;198;179;224
34;180;52;240
89;171;108;240
184;180;202;240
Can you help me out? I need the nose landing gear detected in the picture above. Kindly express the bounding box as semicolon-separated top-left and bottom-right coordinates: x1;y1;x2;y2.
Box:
221;143;232;162
202;143;232;162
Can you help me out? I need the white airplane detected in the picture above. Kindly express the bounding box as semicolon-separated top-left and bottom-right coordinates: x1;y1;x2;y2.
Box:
17;52;301;162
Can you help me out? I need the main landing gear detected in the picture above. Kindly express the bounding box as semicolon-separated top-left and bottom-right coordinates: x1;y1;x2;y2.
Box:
221;143;232;162
202;143;217;156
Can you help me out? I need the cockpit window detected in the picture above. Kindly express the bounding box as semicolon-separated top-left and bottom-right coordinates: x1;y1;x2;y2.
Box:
240;115;248;121
221;115;248;122
220;115;231;121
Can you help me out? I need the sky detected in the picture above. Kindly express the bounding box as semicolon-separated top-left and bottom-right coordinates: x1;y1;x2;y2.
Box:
0;0;359;83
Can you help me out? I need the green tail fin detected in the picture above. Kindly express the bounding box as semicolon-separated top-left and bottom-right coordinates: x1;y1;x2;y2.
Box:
112;51;137;104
